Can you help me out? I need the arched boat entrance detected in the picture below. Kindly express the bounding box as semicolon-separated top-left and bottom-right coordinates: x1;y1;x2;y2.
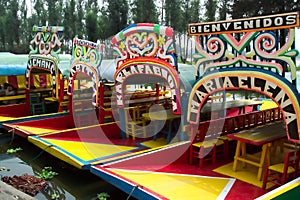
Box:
187;68;300;141
187;12;300;142
112;23;182;139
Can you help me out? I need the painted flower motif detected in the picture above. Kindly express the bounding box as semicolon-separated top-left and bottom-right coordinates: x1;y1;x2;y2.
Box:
119;41;126;51
157;36;165;47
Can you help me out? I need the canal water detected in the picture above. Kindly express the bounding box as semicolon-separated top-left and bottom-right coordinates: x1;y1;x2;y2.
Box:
0;131;132;200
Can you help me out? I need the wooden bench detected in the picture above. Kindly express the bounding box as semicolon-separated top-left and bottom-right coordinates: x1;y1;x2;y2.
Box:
0;94;25;101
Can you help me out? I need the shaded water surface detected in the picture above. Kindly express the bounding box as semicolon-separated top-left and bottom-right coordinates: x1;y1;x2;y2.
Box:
0;131;132;200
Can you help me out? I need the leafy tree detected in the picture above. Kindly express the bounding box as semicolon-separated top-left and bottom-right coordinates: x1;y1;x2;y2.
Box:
63;1;71;39
98;7;110;40
172;0;202;64
5;0;20;52
86;10;98;42
19;0;31;53
0;0;8;50
32;0;47;25
131;0;159;23
85;0;100;41
102;0;129;37
188;0;202;23
229;0;299;18
87;0;99;13
46;0;62;26
204;0;217;21
218;0;230;20
76;0;85;39
165;0;183;31
63;0;78;40
1;0;298;55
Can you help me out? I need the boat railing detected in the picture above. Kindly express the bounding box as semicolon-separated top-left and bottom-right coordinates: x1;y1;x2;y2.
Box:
188;106;283;144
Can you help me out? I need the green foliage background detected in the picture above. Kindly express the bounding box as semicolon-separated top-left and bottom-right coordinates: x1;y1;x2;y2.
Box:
0;0;298;55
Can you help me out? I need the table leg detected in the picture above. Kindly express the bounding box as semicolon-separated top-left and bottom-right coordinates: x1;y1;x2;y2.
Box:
233;141;242;171
242;142;247;168
257;143;269;180
266;143;271;166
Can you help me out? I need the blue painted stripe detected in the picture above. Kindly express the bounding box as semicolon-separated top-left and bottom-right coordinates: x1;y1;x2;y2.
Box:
29;136;89;169
90;167;161;200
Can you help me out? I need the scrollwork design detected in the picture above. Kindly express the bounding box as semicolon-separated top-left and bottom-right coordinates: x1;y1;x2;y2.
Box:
29;26;64;60
194;29;299;80
71;37;102;68
112;23;175;68
254;29;299;80
194;35;226;75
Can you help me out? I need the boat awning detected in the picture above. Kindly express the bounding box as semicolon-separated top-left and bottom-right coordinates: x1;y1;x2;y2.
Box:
0;52;72;77
0;53;28;76
100;59;116;82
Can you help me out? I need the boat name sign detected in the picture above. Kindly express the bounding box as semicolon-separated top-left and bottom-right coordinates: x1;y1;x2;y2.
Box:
115;64;176;107
190;75;295;124
188;12;299;35
27;57;55;72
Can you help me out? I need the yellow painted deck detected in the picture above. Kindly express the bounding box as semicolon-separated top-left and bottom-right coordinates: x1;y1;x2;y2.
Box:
28;136;139;169
0;116;17;121
14;125;57;135
110;169;235;200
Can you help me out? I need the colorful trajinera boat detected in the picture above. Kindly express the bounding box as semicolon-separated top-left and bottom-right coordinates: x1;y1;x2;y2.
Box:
3;12;300;199
0;26;71;128
2;34;116;137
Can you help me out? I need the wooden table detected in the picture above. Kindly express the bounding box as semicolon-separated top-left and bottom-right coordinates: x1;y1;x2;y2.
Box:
226;121;286;180
201;99;263;113
142;109;181;143
104;96;171;107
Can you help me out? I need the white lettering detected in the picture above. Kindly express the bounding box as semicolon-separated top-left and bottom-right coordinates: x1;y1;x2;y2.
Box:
222;22;231;30
204;25;210;32
263;18;272;27
234;22;242;30
274;17;283;26
244;20;254;29
284;111;296;124
194;90;207;103
211;24;221;32
286;15;297;25
255;19;261;28
190;100;200;116
203;80;216;93
190;26;196;33
153;66;161;76
222;77;234;88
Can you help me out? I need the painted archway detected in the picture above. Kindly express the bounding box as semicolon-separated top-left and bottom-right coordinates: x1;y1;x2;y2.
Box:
114;57;181;114
26;55;58;98
67;37;102;106
26;25;64;99
187;68;300;142
67;62;99;106
112;23;181;113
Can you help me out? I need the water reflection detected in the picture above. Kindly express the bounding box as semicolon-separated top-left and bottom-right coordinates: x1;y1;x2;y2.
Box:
0;132;131;200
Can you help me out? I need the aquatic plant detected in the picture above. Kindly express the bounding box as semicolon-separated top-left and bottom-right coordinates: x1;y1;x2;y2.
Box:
6;147;22;154
51;192;60;200
36;167;58;180
97;192;110;200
